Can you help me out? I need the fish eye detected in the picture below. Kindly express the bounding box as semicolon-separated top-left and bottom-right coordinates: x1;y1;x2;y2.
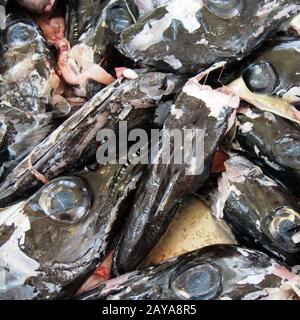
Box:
170;263;222;300
263;207;300;253
7;22;38;48
37;177;91;224
107;6;135;34
204;0;244;19
242;62;278;94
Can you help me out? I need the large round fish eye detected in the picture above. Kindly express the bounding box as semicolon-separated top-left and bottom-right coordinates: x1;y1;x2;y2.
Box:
263;207;300;253
107;6;134;34
38;177;91;224
242;62;278;94
204;0;244;19
6;22;38;48
171;263;222;300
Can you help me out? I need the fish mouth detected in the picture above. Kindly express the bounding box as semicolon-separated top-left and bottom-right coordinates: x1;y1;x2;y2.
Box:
227;77;300;124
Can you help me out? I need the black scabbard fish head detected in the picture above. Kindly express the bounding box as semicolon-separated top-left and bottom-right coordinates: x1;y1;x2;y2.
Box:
0;156;145;299
228;38;300;124
112;63;240;276
235;105;300;196
0;18;60;183
0;71;184;207
119;0;300;74
210;154;300;265
80;245;300;300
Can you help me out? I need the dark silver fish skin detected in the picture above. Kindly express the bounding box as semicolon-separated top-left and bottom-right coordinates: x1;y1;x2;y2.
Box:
79;245;300;300
74;0;138;63
0;158;144;299
112;75;239;275
241;38;300;105
210;154;300;266
0;72;183;207
236;106;300;196
119;0;300;74
0;19;58;183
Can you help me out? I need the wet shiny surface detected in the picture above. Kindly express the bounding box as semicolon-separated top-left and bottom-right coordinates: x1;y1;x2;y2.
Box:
1;0;300;301
79;244;300;300
120;0;300;73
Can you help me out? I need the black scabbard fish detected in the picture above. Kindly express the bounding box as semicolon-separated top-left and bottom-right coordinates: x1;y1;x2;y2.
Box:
80;245;300;300
0;18;62;184
0;156;145;299
236;105;300;196
112;63;239;275
228;38;300;124
0;71;183;207
133;0;171;17
210;154;300;266
119;0;300;74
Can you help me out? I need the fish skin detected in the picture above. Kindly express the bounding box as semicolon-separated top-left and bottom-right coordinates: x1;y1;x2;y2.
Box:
0;72;184;207
236;38;300;105
0;159;144;299
236;106;300;196
119;0;300;74
210;153;300;266
0;18;59;184
16;0;50;14
0;71;184;299
65;0;102;46
112;74;239;276
79;245;300;300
